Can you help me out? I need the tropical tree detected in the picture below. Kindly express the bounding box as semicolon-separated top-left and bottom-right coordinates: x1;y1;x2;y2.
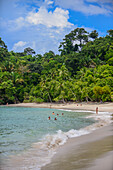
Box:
89;30;98;40
0;37;9;62
59;28;89;55
107;29;113;37
24;47;36;56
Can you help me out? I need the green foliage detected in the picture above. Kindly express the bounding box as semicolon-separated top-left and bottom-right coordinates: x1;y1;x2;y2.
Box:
0;37;9;62
93;86;111;102
89;30;98;39
24;47;35;55
107;29;113;37
59;28;89;55
0;29;113;104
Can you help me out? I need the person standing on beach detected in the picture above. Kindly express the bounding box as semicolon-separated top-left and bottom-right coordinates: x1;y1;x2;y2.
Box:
96;107;98;114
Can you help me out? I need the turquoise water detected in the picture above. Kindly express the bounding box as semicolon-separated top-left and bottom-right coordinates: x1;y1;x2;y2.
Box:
0;107;95;158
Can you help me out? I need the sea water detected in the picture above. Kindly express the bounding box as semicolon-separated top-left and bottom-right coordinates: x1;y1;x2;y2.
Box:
0;106;97;169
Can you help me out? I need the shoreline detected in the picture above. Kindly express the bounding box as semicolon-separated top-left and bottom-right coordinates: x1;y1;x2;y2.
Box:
4;102;113;113
41;124;113;170
2;102;113;170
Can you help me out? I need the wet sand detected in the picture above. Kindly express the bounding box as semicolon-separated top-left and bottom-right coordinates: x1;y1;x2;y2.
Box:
41;124;113;170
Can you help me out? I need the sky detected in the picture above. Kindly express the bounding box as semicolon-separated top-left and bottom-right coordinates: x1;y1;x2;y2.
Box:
0;0;113;55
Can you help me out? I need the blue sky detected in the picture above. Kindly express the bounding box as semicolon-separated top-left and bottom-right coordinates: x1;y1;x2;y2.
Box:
0;0;113;54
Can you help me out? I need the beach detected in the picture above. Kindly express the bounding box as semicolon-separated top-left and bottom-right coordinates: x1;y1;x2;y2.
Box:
6;102;113;170
40;124;113;170
8;102;113;113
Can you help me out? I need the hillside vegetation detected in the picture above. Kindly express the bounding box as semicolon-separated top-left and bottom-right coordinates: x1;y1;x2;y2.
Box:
0;28;113;104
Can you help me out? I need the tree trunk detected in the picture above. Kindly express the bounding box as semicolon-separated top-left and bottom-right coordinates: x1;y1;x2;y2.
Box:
48;93;52;103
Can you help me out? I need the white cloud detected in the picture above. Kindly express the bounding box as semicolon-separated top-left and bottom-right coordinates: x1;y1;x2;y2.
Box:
13;41;27;51
15;17;25;26
5;17;28;31
86;0;113;4
26;7;73;28
86;0;113;11
45;0;54;5
82;4;109;15
13;17;26;30
6;4;73;31
55;0;113;15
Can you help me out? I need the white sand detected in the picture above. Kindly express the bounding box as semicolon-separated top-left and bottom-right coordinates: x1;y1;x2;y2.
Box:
41;124;113;170
8;102;113;113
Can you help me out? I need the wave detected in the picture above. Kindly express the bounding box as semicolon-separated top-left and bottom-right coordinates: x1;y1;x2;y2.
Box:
38;110;112;149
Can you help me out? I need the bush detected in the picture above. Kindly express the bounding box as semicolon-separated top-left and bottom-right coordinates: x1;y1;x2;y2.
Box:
35;98;44;103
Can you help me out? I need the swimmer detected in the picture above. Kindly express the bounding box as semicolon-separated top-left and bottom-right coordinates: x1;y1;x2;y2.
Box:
54;117;57;120
62;113;64;115
52;112;55;115
48;116;51;120
57;114;59;116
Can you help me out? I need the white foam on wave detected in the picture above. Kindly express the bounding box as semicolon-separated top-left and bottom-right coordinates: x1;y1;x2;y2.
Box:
58;109;95;113
41;128;89;150
25;127;90;170
58;109;73;112
84;111;113;132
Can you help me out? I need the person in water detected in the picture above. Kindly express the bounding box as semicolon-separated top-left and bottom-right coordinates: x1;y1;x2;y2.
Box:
48;116;51;120
54;117;57;120
52;112;55;115
62;113;64;115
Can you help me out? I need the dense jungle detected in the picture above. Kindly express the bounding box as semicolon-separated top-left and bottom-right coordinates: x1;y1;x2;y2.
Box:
0;28;113;104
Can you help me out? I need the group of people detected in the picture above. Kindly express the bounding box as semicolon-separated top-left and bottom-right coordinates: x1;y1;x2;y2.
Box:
77;104;82;106
48;107;98;121
48;112;64;120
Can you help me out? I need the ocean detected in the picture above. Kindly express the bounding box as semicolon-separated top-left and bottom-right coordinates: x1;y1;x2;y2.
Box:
0;106;97;170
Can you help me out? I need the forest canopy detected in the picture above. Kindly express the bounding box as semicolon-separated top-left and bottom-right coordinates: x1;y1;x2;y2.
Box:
0;28;113;104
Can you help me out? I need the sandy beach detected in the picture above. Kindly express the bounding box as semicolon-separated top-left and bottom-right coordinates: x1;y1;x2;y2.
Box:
41;124;113;170
6;102;113;169
8;102;113;113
